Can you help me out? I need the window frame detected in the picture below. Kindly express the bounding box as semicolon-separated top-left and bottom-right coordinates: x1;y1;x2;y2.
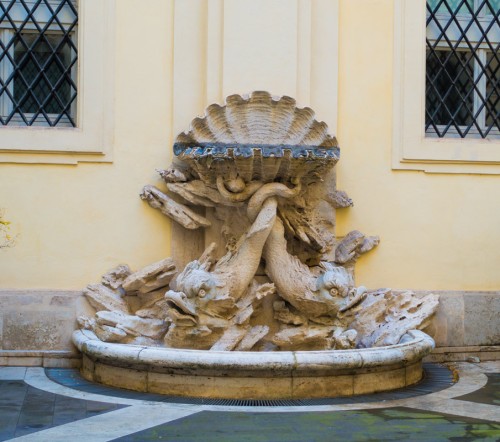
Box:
0;0;78;127
425;0;499;139
393;0;500;174
0;0;115;164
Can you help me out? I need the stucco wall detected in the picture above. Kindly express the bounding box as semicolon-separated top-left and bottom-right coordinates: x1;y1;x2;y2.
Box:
0;0;499;294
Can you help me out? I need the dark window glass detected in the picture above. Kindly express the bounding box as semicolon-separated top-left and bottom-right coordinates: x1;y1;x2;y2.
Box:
426;49;474;127
485;51;499;129
0;0;78;127
13;33;73;115
426;0;499;138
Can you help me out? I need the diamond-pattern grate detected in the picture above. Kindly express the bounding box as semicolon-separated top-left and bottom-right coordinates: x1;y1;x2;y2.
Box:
0;0;77;126
426;0;500;138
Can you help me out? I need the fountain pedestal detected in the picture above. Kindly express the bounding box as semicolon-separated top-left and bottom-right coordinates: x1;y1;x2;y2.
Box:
74;92;438;399
74;329;433;399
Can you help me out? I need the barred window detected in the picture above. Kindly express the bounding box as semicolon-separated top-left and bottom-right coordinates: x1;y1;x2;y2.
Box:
426;0;499;138
0;0;77;127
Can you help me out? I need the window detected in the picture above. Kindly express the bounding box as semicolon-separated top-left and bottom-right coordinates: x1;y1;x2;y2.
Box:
0;0;78;127
393;0;500;173
0;0;114;164
426;0;499;138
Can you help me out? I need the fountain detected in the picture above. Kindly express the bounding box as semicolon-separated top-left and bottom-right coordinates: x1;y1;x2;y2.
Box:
73;92;439;399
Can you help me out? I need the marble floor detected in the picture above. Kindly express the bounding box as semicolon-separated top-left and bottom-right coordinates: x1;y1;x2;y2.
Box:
0;362;498;441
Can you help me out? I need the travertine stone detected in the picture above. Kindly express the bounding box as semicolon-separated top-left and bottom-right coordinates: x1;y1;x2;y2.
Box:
157;165;192;183
135;297;170;320
122;258;176;294
94;362;148;392
3;310;74;350
3;356;43;366
349;290;439;348
353;367;406;395
42;357;82;368
326;189;353;209
210;326;248;351
175;92;339;185
424;345;500;362
73;330;430;399
334;230;380;266
405;361;423;385
463;292;500;346
81;354;95;379
72;92;443;398
102;265;132;290
292;375;353;398
272;326;333;350
235;325;270;351
147;372;215;397
140;185;211;230
94;324;128;343
167;181;243;208
273;301;307;325
95;311;168;340
84;284;129;315
424;292;465;347
73;330;432;376
76;92;439;352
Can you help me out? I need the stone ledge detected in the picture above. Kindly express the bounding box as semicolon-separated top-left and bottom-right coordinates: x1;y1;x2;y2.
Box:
425;345;500;362
0;350;81;368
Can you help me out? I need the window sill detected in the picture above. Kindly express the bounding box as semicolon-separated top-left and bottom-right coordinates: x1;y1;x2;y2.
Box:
392;0;500;175
0;0;115;165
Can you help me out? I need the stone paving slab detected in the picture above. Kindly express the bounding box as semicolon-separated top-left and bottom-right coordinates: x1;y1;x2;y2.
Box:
113;408;500;442
456;373;500;406
0;380;125;441
0;362;499;441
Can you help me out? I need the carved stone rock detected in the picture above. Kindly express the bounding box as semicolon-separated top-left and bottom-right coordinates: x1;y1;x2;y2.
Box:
94;324;128;343
84;284;130;315
95;311;169;341
326;190;353;209
348;290;440;348
335;231;380;266
140;185;211;230
235;325;270;351
77;92;438;354
122;258;176;294
101;265;131;290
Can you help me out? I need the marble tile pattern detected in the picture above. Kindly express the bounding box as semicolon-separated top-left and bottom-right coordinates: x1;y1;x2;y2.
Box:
0;362;498;441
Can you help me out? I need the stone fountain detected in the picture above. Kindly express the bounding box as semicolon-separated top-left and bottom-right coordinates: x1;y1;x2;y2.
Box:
73;92;439;399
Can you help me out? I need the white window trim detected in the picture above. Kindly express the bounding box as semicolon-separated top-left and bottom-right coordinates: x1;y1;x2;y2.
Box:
393;0;500;174
0;0;115;164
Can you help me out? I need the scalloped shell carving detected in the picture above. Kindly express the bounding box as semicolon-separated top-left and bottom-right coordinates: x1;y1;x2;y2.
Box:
176;91;338;148
174;91;339;184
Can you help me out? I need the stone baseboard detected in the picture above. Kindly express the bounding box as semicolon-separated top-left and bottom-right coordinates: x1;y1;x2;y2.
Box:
0;350;82;368
425;345;500;363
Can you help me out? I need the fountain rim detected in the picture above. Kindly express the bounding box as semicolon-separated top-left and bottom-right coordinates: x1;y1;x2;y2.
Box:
73;329;434;375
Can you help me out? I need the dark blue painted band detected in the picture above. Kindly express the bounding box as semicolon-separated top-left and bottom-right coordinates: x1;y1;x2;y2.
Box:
173;142;340;160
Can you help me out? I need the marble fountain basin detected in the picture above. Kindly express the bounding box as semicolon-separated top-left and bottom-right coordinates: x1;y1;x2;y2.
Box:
73;329;435;400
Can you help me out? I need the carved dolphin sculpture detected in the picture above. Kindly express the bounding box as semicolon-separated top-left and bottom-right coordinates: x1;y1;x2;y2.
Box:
263;217;364;320
167;196;278;319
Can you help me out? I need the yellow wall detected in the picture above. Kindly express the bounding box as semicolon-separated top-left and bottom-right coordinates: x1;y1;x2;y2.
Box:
0;0;499;291
336;0;500;290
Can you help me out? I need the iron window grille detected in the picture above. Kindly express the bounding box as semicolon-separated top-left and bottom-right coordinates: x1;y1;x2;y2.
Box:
0;0;77;127
426;0;499;138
